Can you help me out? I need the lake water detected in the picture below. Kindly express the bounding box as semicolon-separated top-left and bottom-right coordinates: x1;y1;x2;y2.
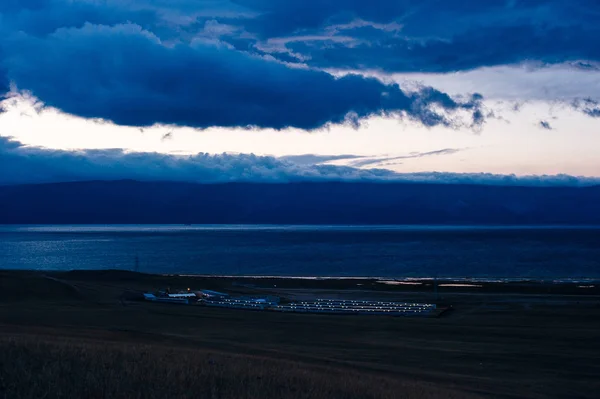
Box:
1;225;599;279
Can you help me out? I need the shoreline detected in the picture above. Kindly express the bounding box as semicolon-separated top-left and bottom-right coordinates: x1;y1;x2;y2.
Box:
168;273;600;283
4;269;600;284
3;269;598;297
3;223;600;230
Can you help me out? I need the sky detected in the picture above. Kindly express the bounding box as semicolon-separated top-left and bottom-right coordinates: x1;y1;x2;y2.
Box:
0;0;599;184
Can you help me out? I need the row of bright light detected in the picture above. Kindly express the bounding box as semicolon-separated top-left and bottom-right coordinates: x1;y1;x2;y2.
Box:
299;302;434;309
201;297;434;314
294;305;431;310
274;306;428;313
300;301;432;306
202;302;432;315
204;302;428;313
211;299;278;306
314;299;434;307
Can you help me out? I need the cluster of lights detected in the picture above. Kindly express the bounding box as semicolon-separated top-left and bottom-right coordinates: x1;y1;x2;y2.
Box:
204;297;277;309
201;296;434;316
217;298;276;304
314;299;435;308
273;299;435;315
273;306;428;314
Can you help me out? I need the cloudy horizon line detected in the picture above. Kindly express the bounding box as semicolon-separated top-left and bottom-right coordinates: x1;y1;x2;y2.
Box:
2;136;599;187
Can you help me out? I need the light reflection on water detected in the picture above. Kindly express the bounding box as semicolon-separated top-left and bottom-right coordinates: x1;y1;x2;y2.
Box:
0;225;599;279
3;224;600;233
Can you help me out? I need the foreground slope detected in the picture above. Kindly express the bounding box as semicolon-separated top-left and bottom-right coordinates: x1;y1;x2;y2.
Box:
1;271;599;398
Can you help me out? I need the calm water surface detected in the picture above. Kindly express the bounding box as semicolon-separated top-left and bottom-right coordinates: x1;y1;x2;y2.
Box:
1;225;599;279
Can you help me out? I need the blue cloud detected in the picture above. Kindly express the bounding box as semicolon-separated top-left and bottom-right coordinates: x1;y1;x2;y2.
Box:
233;0;411;38
283;25;600;73
2;1;599;73
539;120;552;130
0;136;400;185
347;148;465;168
572;98;600;118
1;137;598;187
280;149;464;168
278;154;365;165
0;0;598;129
234;0;600;72
0;0;157;37
2;23;484;130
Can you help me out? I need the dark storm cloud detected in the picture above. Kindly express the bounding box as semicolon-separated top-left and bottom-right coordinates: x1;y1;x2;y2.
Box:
2;23;485;130
234;0;600;72
0;0;597;130
233;0;411;38
0;0;159;37
2;1;599;72
2;137;597;187
285;24;600;73
539;121;552;130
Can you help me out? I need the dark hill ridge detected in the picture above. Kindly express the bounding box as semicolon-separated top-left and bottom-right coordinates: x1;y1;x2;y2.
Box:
0;180;599;224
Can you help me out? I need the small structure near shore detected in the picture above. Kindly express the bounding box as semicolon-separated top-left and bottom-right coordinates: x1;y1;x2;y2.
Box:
143;293;191;304
197;290;229;299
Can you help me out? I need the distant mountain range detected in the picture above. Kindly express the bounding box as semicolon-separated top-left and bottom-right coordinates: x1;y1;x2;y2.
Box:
0;180;599;225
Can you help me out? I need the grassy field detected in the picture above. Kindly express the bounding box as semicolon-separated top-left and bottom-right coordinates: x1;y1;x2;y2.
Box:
0;336;472;399
1;270;600;398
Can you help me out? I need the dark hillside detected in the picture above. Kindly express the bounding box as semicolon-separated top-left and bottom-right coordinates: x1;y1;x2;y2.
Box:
0;180;599;224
